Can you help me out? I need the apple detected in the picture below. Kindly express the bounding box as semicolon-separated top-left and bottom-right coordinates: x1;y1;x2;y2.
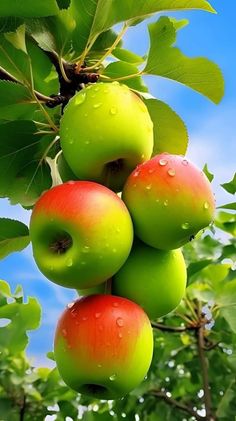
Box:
54;294;153;399
29;181;133;289
57;153;78;182
112;239;187;319
122;153;215;250
60;82;154;192
77;279;110;297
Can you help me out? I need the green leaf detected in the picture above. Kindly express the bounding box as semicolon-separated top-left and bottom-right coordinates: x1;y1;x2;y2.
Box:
0;120;52;206
216;380;235;418
187;259;212;280
70;0;215;55
221;173;236;195
112;48;144;64
0;218;30;260
0;1;60;18
144;99;188;155
144;17;224;103
203;163;214;182
218;202;236;211
102;61;148;92
0;280;11;297
215;212;236;237
56;0;71;9
0;33;30;83
4;24;27;53
0;81;31;107
0;297;41;353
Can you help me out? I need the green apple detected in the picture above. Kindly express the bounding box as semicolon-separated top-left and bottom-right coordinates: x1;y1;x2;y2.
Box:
122;153;215;250
29;181;133;289
57;153;78;182
77;280;109;297
54;294;153;399
60;82;153;192
112;240;187;319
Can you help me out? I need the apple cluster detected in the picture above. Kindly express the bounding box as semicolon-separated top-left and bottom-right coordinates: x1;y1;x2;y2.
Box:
29;82;215;400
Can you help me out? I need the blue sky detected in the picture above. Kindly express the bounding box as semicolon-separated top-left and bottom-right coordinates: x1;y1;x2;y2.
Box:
0;0;235;367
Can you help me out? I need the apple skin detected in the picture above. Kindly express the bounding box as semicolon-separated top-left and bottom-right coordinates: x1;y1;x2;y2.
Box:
122;153;215;250
29;181;133;289
60;82;153;192
112;240;187;319
57;153;78;182
54;294;153;399
77;280;110;297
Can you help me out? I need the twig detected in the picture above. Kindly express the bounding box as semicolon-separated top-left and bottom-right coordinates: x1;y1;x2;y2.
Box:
149;389;205;421
151;321;202;333
196;303;216;421
19;394;26;421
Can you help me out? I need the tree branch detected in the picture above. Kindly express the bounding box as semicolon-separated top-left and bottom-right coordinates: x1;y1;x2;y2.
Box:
151;321;200;332
19;394;26;421
149;389;205;421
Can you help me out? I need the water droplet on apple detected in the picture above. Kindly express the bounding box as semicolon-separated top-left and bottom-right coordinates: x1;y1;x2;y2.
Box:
109;374;117;381
116;227;121;233
94;87;99;92
182;159;188;166
159;158;168;166
146;184;152;190
82;316;88;321
109;106;117;115
49;265;54;271
148;168;154;174
82;245;90;253
118;332;123;339
75;92;86;105
133;183;137;188
67;302;74;309
155;198;160;203
167;168;175;177
164;200;168;207
181;222;190;230
112;248;117;253
203;201;209;210
62;328;67;337
113;302;119;307
116;317;124;327
105;243;109;248
112;81;119;86
50;217;54;222
104;88;109;93
81;261;86;265
69;139;74;145
97;364;102;368
85;140;90;145
84;113;88;117
67;180;75;185
95;312;101;319
66;258;73;267
99;255;103;259
133;170;140;177
93;103;102;109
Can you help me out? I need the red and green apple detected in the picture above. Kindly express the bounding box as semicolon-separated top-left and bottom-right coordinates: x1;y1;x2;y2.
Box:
29;181;133;289
122;153;215;250
54;294;153;399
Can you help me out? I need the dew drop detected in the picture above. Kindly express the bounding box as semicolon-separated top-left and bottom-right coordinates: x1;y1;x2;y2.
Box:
50;217;54;222
67;302;74;309
167;168;175;177
93;103;102;109
49;266;54;271
62;328;67;337
82;245;90;253
109;374;117;381
95;312;101;319
113;302;119;307
116;227;121;233
146;184;152;191
104;88;109;93
81;261;86;265
118;332;123;339
69;139;74;145
84;113;88;117
66;258;73;267
109;106;117;115
112;81;119;86
133;170;140;177
159;158;168;166
164;200;168;207
67;180;75;185
148;168;154;174
97;364;102;368
155;198;160;203
204;201;209;210
112;248;117;253
75;92;86;105
85;140;90;145
182;159;188;166
82;316;88;321
133;183;137;188
94;87;99;92
116;317;124;327
181;222;190;230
